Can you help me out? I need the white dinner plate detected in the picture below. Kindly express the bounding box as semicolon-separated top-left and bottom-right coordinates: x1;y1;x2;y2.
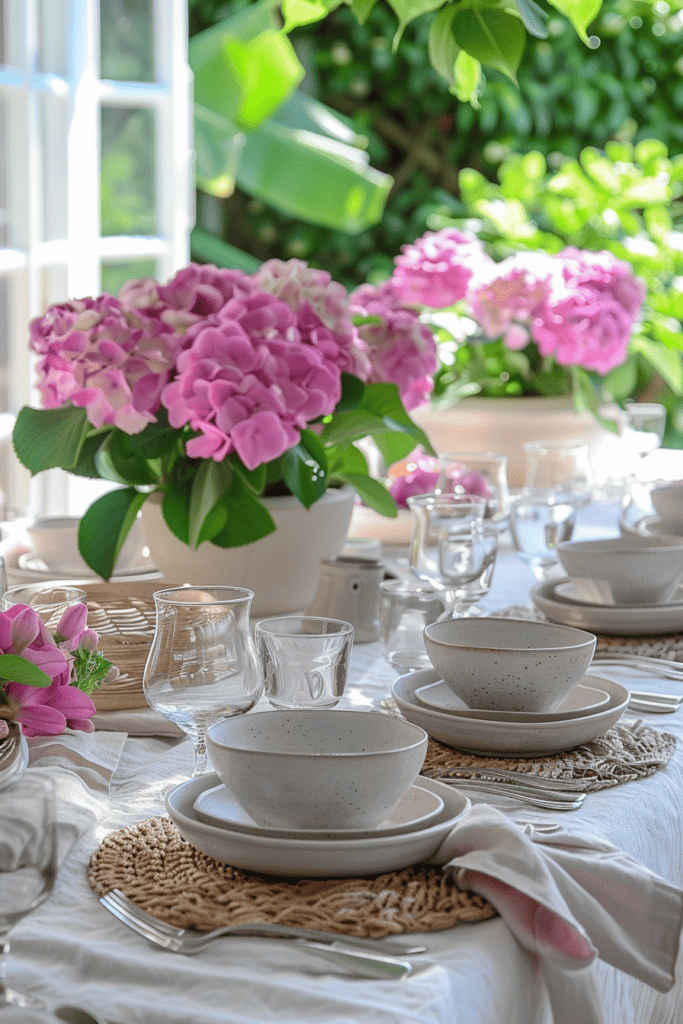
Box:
635;515;683;543
553;577;683;609
393;669;628;757
414;679;610;721
531;579;683;635
193;781;444;840
16;552;161;582
166;773;469;877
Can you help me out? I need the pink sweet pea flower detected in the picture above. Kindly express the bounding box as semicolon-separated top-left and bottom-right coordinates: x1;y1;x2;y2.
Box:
392;229;491;309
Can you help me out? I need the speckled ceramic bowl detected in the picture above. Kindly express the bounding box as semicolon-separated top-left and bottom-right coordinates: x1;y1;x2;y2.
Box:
423;617;596;713
558;535;683;605
650;483;683;534
206;710;428;830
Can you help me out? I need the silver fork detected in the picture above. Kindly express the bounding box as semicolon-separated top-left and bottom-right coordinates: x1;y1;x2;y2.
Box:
432;776;586;810
592;654;683;681
100;890;419;979
429;766;588;792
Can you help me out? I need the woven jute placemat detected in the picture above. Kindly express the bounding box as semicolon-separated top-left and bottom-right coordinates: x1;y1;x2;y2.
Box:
420;721;676;790
88;816;496;936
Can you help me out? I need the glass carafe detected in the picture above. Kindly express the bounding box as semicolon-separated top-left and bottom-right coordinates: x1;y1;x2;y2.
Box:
143;587;262;776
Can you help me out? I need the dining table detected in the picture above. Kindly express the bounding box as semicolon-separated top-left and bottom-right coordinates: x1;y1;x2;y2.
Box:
4;498;683;1024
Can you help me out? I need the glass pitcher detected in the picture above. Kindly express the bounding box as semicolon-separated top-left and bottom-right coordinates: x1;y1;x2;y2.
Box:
143;586;262;776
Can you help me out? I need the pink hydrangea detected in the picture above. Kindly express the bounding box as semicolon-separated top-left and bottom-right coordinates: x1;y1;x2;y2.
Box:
30;295;178;434
119;263;257;336
349;281;438;409
388;452;442;508
392;229;492;309
466;252;559;350
1;605;96;737
253;259;369;379
161;292;342;470
531;249;645;374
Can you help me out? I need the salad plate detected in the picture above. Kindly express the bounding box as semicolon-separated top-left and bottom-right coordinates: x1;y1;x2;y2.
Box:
414;679;610;721
166;773;469;877
393;669;628;756
193;781;444;840
15;553;161;582
531;579;683;635
635;515;683;543
553;578;683;608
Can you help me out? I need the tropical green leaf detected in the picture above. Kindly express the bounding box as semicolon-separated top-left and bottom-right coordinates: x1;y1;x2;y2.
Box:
387;0;447;51
13;405;90;475
193;104;245;199
78;488;149;580
282;0;343;32
69;432;109;479
547;0;601;43
348;0;378;22
319;409;387;447
334;373;366;413
282;430;329;508
339;473;398;516
96;433;160;487
452;7;525;83
631;336;683;395
211;474;277;547
272;93;368;150
453;51;482;106
0;655;51;689
191;227;261;273
162;485;191;545
189;459;232;549
428;4;459;89
327;442;369;476
361;383;435;453
228;453;267;493
511;0;549;38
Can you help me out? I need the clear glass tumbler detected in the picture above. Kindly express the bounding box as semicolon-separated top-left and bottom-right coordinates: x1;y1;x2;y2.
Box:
379;578;449;671
2;584;87;632
509;490;577;579
522;439;593;505
143;587;262;776
407;493;486;595
437;451;510;526
255;615;354;710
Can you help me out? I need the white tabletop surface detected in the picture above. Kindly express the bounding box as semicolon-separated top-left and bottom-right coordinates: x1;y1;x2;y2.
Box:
6;501;683;1024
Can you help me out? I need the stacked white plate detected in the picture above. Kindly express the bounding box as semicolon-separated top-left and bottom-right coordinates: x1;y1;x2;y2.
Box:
14;553;161;583
392;668;629;757
166;772;470;877
531;577;683;635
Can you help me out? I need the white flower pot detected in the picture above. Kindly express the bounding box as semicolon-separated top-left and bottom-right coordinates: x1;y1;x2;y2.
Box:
411;395;611;488
141;485;356;617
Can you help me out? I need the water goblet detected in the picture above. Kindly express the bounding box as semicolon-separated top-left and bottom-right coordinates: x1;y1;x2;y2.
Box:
509;490;578;580
439;521;499;616
437;451;510;527
0;774;57;1010
255;615;354;710
143;587;262;777
2;585;87;633
522;439;593;506
619;402;667;459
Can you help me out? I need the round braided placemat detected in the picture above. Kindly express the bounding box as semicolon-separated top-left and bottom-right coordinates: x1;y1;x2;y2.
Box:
88;817;496;936
420;720;676;789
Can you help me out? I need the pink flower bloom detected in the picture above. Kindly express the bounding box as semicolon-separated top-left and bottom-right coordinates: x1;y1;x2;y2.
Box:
30;295;179;433
161;292;342;471
55;603;88;642
443;469;492;500
349;282;438;410
254;259;368;379
466;252;559;349
392;229;492;309
0;720;7;740
532;249;645;375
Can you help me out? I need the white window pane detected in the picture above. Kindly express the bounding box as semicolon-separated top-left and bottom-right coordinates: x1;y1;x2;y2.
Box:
100;0;154;82
39;93;68;242
102;257;157;296
0;95;7;248
40;264;68;309
101;106;157;236
38;0;68;78
0;275;8;410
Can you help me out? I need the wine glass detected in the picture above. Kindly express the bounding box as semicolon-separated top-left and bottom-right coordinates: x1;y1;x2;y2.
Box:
522;439;593;506
143;587;263;777
619;402;667;459
0;774;57;1010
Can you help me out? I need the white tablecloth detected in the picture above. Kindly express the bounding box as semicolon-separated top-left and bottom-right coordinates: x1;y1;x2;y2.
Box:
6;501;683;1024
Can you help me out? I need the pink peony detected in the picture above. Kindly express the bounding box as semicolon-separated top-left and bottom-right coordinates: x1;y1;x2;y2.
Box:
531;249;645;374
253;259;369;379
349;281;438;409
30;295;179;433
392;229;492;309
161;292;342;470
466;252;559;350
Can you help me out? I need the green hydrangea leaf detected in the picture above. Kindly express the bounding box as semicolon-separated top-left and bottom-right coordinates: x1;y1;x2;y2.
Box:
282;429;329;508
211;474;277;547
452;7;525;83
78;488;149;580
13;405;90;475
0;654;52;688
189;459;232;549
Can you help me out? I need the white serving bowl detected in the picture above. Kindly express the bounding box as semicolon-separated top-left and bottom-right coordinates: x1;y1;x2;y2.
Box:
650;483;683;533
558;535;683;605
206;710;428;831
423;617;596;713
26;515;148;574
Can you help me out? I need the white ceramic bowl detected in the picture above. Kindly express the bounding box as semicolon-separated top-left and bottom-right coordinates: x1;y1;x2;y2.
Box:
423;616;596;713
650;483;683;533
206;710;428;830
557;535;683;605
26;515;148;574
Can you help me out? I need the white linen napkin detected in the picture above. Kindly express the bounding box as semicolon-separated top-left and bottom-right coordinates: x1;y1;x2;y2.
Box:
92;707;183;737
27;729;128;861
431;805;683;1024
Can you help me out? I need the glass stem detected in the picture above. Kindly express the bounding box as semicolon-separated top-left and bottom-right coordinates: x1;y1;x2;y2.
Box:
192;729;208;777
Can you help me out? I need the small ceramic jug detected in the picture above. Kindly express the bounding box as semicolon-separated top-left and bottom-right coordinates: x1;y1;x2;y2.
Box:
306;557;384;643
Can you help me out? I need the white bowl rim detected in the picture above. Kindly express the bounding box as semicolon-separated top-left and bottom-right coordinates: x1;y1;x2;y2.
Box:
207;709;428;758
423;615;596;654
558;537;683;555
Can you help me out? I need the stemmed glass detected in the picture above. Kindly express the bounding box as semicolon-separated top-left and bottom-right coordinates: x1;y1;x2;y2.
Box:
437;451;510;527
509;490;577;580
0;774;57;1010
143;587;263;777
522;439;593;506
619;403;667;459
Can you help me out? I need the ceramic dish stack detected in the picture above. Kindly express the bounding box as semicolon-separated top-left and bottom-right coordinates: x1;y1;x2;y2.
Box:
166;710;470;877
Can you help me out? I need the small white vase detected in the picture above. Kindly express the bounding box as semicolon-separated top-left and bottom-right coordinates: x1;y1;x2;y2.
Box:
141;485;356;616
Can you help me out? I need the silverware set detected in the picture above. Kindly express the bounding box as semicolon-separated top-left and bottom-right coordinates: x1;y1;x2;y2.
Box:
589;654;683;713
100;889;423;980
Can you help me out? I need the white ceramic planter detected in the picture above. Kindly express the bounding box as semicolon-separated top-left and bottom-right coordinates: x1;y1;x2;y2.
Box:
141;485;356;616
411;395;610;488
